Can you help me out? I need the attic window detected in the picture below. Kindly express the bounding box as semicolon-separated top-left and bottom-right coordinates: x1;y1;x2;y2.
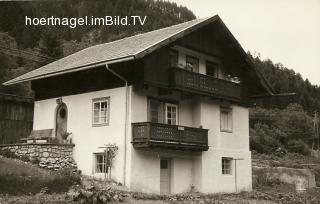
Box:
186;55;199;72
206;61;219;78
170;49;179;67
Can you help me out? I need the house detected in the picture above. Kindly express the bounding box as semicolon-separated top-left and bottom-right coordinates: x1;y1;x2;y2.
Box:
4;15;274;194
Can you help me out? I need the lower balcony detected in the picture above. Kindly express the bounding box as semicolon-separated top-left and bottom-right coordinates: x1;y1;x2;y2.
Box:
132;122;209;151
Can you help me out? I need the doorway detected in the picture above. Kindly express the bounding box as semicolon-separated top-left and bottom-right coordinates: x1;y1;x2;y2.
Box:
55;103;68;143
160;159;171;194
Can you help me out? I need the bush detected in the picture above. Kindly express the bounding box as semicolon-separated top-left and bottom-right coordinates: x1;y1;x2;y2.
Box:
250;123;285;154
253;168;281;188
0;148;19;159
286;139;310;155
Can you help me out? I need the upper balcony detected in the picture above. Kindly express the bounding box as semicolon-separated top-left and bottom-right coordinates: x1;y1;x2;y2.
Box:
132;122;209;151
170;67;242;101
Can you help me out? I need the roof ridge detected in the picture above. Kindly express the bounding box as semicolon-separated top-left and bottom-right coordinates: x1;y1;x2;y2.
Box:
87;16;212;51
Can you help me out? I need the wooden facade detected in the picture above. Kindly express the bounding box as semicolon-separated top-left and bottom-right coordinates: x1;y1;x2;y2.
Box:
0;93;33;144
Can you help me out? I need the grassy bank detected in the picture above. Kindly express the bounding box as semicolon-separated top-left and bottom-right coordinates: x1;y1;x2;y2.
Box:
0;156;80;195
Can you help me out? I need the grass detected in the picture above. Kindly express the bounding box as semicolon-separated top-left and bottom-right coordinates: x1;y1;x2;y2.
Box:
0;156;80;195
0;156;50;176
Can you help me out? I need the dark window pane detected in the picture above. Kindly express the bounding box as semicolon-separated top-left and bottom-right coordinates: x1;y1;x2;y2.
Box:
160;159;168;169
170;50;179;67
206;61;218;77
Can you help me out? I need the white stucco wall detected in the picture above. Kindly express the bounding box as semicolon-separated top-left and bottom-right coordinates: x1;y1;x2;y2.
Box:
197;99;252;193
33;87;128;183
128;88;252;194
33;84;251;194
171;157;193;193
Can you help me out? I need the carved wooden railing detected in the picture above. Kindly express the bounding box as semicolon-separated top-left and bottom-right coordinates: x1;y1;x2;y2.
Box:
132;122;209;151
170;68;242;100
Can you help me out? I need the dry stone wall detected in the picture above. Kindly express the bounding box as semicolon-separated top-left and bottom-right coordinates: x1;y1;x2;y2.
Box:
0;143;77;171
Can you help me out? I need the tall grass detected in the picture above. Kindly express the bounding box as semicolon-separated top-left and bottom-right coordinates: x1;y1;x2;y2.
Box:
0;157;80;195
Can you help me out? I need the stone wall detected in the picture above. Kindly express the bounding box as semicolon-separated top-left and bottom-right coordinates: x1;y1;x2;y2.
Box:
253;167;316;189
0;143;77;171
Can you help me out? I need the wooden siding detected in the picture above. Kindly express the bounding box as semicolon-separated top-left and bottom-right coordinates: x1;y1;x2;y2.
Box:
0;94;33;144
32;61;144;101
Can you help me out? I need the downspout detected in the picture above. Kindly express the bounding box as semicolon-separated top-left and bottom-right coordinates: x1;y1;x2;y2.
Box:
105;64;128;186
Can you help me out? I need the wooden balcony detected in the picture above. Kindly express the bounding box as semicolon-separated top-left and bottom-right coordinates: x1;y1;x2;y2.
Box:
132;122;209;151
170;68;242;101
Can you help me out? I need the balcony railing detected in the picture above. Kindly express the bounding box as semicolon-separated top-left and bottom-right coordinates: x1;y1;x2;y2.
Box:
132;122;209;151
170;68;242;100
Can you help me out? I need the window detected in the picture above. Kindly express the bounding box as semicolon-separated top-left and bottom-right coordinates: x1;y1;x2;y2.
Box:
148;99;178;125
222;157;232;175
170;50;179;67
160;159;169;169
186;55;199;72
92;97;110;126
220;107;233;132
206;61;219;77
149;100;164;123
94;153;107;173
165;103;178;125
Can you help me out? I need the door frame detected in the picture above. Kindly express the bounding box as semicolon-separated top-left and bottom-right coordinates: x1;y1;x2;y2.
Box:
160;158;171;194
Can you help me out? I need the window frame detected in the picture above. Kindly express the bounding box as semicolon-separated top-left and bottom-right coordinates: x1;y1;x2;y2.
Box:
165;103;178;125
186;55;199;72
94;153;107;173
148;99;164;123
220;106;233;133
170;49;179;67
205;60;219;78
222;157;233;175
92;97;110;127
147;98;179;125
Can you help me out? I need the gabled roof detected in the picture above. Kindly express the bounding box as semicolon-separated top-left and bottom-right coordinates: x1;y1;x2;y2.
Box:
3;15;274;95
3;16;215;85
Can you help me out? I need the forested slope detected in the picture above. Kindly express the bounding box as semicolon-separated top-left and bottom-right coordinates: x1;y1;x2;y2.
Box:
0;0;195;96
249;52;320;112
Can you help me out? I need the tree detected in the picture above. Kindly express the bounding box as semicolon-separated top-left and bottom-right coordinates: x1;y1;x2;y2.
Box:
39;29;63;63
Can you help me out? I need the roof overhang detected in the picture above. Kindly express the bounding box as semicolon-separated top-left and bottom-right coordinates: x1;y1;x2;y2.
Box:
2;15;275;96
3;56;135;85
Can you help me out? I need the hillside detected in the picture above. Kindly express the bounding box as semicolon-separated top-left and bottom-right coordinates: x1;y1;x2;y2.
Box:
0;0;196;97
249;52;320;113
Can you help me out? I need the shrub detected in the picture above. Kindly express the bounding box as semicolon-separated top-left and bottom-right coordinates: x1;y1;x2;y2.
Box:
253;168;281;188
286;139;310;155
0;148;19;159
250;123;285;154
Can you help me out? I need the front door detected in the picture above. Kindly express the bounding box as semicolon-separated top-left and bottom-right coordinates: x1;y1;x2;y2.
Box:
55;103;68;142
160;159;171;194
